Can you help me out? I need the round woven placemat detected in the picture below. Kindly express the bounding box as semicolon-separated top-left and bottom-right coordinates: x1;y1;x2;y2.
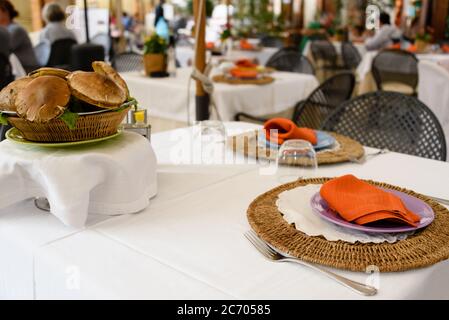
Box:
229;130;365;165
213;75;275;85
247;178;449;272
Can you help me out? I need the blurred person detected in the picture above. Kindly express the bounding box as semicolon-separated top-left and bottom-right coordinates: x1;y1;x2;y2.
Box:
39;2;77;44
349;25;366;43
122;12;134;32
0;0;38;73
154;0;165;27
365;12;402;51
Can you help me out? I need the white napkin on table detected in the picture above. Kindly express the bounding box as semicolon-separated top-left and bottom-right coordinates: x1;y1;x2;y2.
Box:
276;184;410;244
0;132;157;228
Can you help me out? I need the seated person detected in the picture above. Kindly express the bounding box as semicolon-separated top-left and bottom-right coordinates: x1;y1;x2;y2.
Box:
365;12;402;51
39;2;77;44
0;0;38;73
349;25;366;43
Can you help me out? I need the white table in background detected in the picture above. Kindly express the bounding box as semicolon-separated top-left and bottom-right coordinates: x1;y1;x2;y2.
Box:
356;51;449;93
176;46;279;68
2;122;449;299
121;68;319;123
418;61;449;159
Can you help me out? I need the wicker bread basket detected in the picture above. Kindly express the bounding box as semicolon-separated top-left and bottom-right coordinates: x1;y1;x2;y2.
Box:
8;107;130;142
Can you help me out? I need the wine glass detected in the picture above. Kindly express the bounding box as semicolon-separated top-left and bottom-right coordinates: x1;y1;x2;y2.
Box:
276;139;318;184
199;120;226;165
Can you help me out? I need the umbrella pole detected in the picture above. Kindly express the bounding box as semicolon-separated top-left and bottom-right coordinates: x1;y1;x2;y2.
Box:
193;0;210;121
83;0;90;42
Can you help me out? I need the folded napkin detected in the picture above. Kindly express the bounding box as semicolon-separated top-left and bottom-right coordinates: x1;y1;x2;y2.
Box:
407;44;417;53
442;44;449;53
320;175;421;227
240;39;255;50
235;58;258;68
206;42;215;50
264;118;317;145
277;184;410;244
230;67;258;79
389;43;401;50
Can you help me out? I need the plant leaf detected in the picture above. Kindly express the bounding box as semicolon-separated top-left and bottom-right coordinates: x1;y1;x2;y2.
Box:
59;109;79;130
0;113;9;126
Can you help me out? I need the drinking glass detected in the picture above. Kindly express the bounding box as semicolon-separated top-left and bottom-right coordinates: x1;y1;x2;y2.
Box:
199;120;226;165
276;139;318;184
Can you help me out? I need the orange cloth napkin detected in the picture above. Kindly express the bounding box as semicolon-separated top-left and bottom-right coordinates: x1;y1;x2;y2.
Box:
235;58;258;69
230;67;258;79
407;44;417;53
320;175;421;227
240;39;254;50
442;44;449;53
389;43;401;50
264;118;317;145
206;42;215;50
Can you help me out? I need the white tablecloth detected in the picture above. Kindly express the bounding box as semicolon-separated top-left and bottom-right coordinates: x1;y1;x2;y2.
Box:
2;122;449;299
176;46;279;68
357;52;449;155
357;51;449;82
0;132;157;228
122;68;319;122
418;60;449;158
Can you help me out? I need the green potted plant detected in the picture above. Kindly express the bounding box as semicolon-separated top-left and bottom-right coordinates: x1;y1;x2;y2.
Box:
143;33;168;76
415;32;432;52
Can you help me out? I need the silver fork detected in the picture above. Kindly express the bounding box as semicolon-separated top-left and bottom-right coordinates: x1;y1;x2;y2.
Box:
244;230;377;296
349;149;390;164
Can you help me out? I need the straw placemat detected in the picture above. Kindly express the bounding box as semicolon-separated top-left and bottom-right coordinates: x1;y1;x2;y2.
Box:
213;75;275;85
247;178;449;272
229;130;365;165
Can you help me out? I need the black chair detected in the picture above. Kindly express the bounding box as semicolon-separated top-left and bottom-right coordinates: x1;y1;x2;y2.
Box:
46;38;77;70
235;72;355;127
341;41;361;70
266;52;315;75
322;91;446;161
91;33;114;63
266;46;299;62
292;72;355;129
371;49;418;96
260;35;284;48
70;43;105;71
310;39;342;71
0;53;13;90
113;52;143;73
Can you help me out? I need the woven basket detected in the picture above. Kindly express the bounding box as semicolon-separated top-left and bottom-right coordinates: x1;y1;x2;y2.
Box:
8;108;130;142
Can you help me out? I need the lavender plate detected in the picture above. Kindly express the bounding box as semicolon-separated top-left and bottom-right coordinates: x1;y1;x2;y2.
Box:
310;189;435;233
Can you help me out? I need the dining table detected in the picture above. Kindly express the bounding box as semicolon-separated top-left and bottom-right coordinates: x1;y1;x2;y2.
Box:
176;45;279;68
356;51;449;95
120;68;319;123
1;122;449;299
418;60;449;159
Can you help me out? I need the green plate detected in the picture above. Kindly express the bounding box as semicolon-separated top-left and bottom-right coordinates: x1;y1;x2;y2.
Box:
5;127;122;148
